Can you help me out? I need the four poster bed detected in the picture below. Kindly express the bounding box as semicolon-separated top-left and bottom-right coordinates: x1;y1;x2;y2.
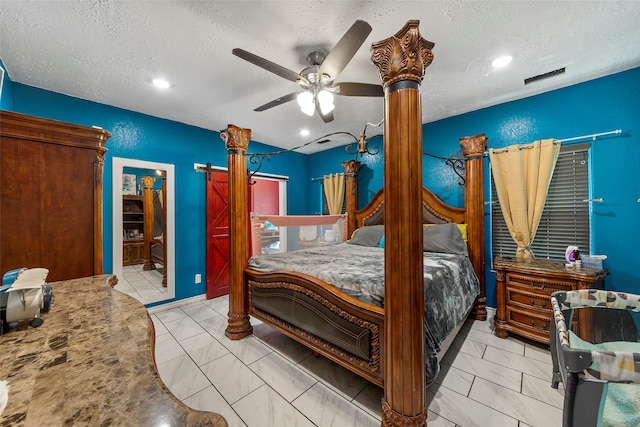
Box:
245;177;486;386
222;21;488;425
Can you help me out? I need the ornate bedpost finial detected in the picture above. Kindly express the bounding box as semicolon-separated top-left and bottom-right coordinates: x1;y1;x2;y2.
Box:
221;124;252;153
341;160;362;176
371;20;434;88
140;176;156;190
460;134;488;158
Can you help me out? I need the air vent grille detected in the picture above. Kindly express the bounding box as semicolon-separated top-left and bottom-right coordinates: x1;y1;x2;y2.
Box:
524;67;566;85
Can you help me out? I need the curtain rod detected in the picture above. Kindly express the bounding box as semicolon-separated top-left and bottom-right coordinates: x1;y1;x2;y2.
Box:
311;172;345;182
485;128;623;155
555;129;622;143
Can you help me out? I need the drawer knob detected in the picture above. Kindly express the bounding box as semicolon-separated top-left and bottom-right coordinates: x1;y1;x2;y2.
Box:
528;280;546;290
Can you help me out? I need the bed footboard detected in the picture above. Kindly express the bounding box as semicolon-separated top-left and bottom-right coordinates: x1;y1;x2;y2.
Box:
246;270;385;386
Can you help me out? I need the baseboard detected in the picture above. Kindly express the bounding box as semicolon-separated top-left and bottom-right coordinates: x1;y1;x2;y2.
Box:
146;293;206;314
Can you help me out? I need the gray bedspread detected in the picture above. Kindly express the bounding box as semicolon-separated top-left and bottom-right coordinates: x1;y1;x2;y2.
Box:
248;243;480;384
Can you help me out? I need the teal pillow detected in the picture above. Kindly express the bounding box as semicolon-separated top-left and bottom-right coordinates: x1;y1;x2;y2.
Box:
379;235;385;248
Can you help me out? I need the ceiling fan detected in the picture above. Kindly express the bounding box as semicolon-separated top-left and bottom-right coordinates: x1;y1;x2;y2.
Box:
232;20;383;123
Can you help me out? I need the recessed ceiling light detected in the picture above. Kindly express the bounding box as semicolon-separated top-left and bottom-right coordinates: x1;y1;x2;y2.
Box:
300;129;310;137
152;78;170;89
492;56;513;68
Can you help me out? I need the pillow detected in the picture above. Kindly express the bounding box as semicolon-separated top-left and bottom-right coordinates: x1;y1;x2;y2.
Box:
425;223;467;242
422;223;468;255
347;225;385;247
379;235;385;248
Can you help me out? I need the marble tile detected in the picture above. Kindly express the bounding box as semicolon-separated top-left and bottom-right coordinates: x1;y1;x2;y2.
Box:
155;307;190;324
433;363;475;396
219;335;273;365
200;353;264;404
426;410;457;427
469;377;562;427
156;354;211;401
154;331;187;364
199;315;229;340
259;330;315;364
202;296;230;316
464;328;526;355
180;302;220;322
524;342;553;364
451;332;487;358
179;332;230;366
521;373;564;409
183;385;247;427
293;382;378;427
427;384;519;427
297;353;370;399
149;314;169;336
442;351;522;392
483;345;552;382
352;382;383;419
163;315;207;341
234;385;315;427
252;322;277;340
248;352;317;402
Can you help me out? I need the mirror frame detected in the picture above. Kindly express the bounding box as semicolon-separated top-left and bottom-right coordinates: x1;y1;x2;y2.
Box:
112;157;175;304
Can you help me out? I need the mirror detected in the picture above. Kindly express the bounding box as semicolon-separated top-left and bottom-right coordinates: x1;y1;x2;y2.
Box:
112;157;175;305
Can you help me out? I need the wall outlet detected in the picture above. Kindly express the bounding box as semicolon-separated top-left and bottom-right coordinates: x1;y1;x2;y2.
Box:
195;273;202;284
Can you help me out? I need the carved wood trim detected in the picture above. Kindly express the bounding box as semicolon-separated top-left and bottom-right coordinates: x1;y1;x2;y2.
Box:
248;279;382;376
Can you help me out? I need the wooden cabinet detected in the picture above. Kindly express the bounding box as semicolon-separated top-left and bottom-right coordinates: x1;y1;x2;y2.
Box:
123;195;145;265
0;111;111;282
493;257;606;344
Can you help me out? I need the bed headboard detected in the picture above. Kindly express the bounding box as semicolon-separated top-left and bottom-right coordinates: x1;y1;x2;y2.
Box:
353;186;466;229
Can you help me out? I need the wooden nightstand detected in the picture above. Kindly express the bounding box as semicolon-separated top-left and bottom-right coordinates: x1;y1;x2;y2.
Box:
493;257;607;344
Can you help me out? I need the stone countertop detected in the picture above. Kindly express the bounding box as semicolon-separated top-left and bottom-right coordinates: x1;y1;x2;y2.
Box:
493;256;607;280
0;275;227;427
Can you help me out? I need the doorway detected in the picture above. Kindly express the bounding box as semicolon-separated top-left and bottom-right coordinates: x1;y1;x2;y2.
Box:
205;172;286;298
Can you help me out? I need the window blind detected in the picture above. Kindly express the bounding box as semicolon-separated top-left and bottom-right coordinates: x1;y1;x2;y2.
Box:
491;142;591;261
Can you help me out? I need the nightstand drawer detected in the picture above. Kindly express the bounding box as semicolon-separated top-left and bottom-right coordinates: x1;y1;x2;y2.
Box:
507;306;551;336
505;272;574;293
507;288;550;312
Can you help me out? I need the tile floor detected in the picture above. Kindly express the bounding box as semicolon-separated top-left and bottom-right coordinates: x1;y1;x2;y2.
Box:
147;295;565;427
114;264;167;305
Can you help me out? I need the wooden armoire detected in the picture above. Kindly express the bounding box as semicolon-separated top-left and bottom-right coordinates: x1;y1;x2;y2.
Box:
0;111;112;282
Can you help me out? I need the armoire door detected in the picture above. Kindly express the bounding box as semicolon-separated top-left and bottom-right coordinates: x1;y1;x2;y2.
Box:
205;171;230;299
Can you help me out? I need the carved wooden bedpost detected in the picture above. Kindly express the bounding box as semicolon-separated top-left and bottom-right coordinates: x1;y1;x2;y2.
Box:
342;160;361;236
141;176;157;271
222;124;253;340
460;134;488;321
372;21;434;427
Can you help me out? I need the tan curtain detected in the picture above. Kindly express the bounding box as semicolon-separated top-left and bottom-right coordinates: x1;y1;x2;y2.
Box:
323;173;345;215
489;139;561;261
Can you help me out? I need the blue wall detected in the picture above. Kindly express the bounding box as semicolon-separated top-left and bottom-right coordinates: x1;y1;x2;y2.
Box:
309;67;640;307
3;65;639;308
7;83;309;304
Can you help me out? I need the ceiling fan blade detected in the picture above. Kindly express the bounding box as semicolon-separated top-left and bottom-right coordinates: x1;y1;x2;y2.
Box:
319;20;372;80
254;92;300;112
334;82;384;97
232;48;308;84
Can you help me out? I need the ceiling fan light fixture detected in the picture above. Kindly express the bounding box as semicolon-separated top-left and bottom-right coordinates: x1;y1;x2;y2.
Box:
317;90;335;115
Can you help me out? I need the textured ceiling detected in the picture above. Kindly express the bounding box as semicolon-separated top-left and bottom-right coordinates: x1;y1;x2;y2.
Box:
1;1;639;154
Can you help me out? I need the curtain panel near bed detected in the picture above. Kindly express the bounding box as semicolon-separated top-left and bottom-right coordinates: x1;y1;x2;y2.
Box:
323;173;345;215
489;139;561;261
